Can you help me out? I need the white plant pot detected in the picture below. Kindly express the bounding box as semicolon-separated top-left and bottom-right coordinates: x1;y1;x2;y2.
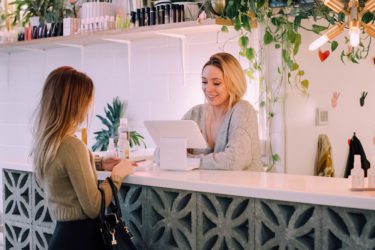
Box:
63;18;81;36
29;16;40;27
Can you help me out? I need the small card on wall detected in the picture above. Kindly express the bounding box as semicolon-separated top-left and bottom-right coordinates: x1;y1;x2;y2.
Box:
316;108;329;126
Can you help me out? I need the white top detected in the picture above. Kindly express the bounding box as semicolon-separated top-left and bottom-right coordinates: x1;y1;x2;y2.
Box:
97;167;375;211
2;160;374;211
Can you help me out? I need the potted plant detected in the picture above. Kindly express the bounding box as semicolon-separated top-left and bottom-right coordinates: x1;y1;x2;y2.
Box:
92;97;146;152
10;0;65;38
0;1;5;29
0;1;6;43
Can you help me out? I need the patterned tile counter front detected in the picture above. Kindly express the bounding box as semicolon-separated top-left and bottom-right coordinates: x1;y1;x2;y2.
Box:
3;168;375;250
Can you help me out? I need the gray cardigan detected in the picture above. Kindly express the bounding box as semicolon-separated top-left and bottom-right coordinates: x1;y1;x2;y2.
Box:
183;100;263;171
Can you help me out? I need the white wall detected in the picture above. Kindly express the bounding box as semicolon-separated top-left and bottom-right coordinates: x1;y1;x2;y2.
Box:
4;18;374;210
0;28;264;213
285;20;375;177
0;28;260;165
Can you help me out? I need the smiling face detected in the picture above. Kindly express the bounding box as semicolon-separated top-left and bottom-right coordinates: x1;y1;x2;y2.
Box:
201;65;229;109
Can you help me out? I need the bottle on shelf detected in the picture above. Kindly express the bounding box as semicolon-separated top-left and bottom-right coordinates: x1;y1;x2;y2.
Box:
117;118;130;159
351;154;365;189
368;156;375;188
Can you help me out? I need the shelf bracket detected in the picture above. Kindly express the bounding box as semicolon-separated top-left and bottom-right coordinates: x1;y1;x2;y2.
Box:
153;32;187;85
55;43;86;72
101;38;132;96
0;52;11;88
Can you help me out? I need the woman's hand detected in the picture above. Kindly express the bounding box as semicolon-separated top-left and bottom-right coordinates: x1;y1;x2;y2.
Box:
102;156;122;171
111;159;137;179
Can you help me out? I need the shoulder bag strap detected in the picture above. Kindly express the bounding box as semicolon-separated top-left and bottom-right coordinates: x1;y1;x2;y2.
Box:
106;177;123;218
97;186;106;220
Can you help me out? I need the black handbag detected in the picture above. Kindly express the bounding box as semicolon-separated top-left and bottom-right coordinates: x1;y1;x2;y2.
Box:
97;177;137;250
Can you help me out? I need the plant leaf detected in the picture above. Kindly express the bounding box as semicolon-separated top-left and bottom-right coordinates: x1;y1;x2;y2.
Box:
312;24;327;34
264;30;273;45
246;47;255;61
362;12;374;23
234;16;241;31
294;16;302;30
225;0;238;19
96;115;112;130
301;79;309;89
331;41;338;52
221;25;229;32
293;33;301;55
241;14;251;31
292;63;299;71
287;29;296;43
239;35;249;49
340;50;346;64
272;154;280;163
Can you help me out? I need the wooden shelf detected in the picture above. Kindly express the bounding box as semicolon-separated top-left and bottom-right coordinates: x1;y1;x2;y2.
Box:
0;19;225;53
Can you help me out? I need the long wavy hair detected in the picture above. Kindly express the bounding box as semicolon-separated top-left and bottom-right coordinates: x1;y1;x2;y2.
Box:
202;52;247;109
32;66;94;182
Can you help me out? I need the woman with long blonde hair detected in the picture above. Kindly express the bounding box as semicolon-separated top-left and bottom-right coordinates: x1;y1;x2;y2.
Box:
32;66;134;250
183;52;263;171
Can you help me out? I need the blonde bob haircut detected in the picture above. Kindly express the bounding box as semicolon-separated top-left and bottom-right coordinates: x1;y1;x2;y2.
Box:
32;66;94;182
202;52;247;109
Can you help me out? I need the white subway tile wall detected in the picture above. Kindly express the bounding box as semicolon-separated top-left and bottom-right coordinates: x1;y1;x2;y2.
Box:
0;29;261;212
0;30;261;158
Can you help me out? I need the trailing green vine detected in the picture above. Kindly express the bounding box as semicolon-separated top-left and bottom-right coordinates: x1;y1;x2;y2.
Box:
222;0;375;87
215;0;375;170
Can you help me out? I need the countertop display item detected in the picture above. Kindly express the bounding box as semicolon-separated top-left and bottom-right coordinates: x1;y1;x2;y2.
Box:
145;120;207;170
351;154;364;189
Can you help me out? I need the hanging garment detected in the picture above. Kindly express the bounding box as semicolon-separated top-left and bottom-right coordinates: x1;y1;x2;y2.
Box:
316;134;335;177
344;133;370;178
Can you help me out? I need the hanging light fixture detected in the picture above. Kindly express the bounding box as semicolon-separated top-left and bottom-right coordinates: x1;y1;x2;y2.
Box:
309;0;375;51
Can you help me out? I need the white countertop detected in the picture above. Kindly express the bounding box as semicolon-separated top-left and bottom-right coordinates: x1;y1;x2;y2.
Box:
2;159;374;211
98;167;375;211
0;160;33;172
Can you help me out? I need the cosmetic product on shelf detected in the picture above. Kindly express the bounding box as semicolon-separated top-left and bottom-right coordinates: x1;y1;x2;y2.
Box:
161;5;165;24
177;4;182;22
150;7;156;25
181;4;185;22
141;8;146;26
130;11;136;28
80;0;116;33
32;26;38;39
146;7;151;26
165;4;171;24
172;4;177;23
137;9;142;26
17;31;25;41
156;6;160;25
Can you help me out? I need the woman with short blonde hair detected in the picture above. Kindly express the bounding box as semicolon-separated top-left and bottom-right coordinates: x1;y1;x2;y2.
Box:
183;52;263;171
32;66;134;250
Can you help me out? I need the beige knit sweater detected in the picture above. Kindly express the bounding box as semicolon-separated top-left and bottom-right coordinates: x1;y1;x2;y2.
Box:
41;136;123;221
183;100;263;171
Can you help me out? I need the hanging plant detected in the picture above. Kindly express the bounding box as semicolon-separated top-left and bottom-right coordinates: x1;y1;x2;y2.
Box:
211;0;375;171
0;4;5;30
221;0;375;88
